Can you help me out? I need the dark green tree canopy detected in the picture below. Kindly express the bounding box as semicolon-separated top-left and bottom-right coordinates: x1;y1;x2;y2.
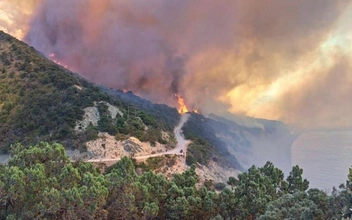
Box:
0;143;352;220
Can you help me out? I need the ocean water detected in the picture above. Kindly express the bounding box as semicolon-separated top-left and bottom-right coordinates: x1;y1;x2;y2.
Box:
291;130;352;191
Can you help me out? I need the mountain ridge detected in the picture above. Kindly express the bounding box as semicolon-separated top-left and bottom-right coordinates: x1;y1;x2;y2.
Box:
0;30;295;173
0;30;176;153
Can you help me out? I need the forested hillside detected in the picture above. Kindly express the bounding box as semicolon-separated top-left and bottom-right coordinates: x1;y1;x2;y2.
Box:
1;30;352;219
182;113;242;169
104;89;244;170
0;31;177;152
1;142;352;219
0;30;245;171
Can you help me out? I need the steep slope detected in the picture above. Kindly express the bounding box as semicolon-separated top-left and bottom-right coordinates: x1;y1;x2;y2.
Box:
103;89;245;170
0;31;244;171
101;87;180;133
0;31;176;152
182;113;243;169
208;114;297;173
180;112;297;173
0;31;291;174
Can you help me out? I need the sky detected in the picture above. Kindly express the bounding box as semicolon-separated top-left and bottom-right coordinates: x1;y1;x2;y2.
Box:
1;0;352;129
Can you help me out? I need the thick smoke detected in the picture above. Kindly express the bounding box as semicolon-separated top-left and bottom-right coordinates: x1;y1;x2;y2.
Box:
2;0;352;128
25;0;196;104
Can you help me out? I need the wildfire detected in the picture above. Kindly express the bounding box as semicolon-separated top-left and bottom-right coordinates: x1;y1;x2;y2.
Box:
48;53;69;69
175;94;189;114
175;94;199;114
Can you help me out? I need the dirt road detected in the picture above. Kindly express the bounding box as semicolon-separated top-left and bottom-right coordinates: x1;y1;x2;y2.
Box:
86;113;191;163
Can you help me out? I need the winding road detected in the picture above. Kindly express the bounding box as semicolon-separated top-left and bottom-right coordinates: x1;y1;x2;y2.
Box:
86;113;191;163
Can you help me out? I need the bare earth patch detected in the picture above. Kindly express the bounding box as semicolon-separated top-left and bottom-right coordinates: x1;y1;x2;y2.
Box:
86;132;169;159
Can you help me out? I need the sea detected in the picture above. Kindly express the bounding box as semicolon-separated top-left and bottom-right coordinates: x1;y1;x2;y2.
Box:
291;130;352;191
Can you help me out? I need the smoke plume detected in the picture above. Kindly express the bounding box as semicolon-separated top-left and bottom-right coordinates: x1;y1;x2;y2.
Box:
2;0;352;128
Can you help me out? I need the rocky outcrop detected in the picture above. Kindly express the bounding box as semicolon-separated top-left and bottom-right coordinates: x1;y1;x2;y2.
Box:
75;107;100;131
74;101;123;132
85;133;168;159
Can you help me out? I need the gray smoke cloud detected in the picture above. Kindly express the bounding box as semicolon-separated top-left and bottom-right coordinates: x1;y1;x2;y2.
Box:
2;0;352;128
25;0;194;104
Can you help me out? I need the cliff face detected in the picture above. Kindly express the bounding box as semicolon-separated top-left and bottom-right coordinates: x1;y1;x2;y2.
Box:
208;114;297;173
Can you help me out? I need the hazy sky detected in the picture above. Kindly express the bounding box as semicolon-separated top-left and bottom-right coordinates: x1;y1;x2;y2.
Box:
1;0;352;129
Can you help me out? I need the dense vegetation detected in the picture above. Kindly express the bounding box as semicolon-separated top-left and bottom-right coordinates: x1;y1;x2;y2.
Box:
103;89;245;170
0;30;248;170
183;113;242;170
102;88;180;133
0;31;176;152
2;142;352;219
4;30;351;219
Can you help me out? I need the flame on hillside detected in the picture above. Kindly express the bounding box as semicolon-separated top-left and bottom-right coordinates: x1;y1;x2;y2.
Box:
49;53;69;69
175;94;199;114
175;94;189;114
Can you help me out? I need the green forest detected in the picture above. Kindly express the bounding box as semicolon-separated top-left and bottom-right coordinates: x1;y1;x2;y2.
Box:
0;30;179;153
1;24;352;220
0;30;245;170
1;142;352;219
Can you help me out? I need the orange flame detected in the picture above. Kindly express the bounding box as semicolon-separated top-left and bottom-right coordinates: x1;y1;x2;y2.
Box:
175;94;200;114
175;94;189;114
49;53;69;69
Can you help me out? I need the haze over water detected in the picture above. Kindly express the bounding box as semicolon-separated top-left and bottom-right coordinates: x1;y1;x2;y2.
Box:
291;130;352;190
